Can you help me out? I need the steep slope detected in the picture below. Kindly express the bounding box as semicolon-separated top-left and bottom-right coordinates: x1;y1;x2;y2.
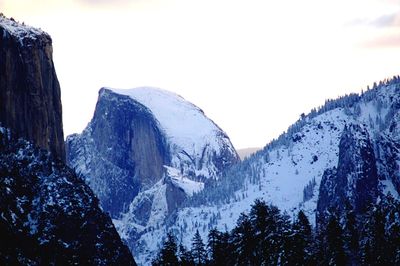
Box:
317;124;378;226
0;128;135;265
111;87;239;181
129;77;400;264
66;87;239;260
0;15;64;161
0;16;136;264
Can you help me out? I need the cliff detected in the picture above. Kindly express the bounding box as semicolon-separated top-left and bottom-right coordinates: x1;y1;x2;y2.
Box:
0;16;136;264
66;87;240;261
317;124;378;226
66;89;170;217
0;15;65;161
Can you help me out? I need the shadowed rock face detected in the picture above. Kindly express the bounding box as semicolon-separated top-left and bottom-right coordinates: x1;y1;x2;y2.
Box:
317;124;378;226
66;87;240;253
66;89;170;218
0;16;136;265
0;17;65;161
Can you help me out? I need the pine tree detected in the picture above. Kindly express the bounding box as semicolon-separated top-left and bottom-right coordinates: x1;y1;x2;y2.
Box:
343;201;359;264
325;216;346;265
207;228;219;264
178;243;194;266
231;213;254;265
287;210;313;265
152;232;179;266
248;199;290;265
191;230;206;265
206;228;231;266
366;206;388;265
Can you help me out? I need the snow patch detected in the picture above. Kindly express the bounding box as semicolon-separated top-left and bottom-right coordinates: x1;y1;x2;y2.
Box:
165;166;204;196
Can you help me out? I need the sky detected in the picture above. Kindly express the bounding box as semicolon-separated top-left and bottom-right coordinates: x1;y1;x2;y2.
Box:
2;0;400;149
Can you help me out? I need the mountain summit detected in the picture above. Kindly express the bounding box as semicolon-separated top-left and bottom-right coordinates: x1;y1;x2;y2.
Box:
66;87;239;258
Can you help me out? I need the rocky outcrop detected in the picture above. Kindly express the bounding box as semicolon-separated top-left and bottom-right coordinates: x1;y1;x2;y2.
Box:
317;124;378;226
0;15;64;161
375;111;400;194
66;89;170;217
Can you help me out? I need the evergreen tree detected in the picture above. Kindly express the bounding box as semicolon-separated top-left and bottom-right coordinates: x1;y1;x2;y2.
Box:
380;194;400;265
231;213;254;265
325;216;346;265
363;206;388;265
178;243;194;266
191;230;206;265
207;228;222;265
152;232;179;266
287;210;313;265
248;199;290;265
343;201;359;264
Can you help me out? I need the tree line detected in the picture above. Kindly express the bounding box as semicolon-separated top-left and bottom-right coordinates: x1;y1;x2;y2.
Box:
153;195;400;265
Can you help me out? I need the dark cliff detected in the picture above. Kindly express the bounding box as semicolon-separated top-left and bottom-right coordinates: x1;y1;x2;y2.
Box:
317;124;378;226
0;15;65;161
0;16;136;264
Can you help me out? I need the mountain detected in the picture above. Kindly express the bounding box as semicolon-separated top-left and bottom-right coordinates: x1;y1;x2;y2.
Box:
0;15;64;161
66;87;240;261
0;15;136;265
67;78;400;264
139;77;400;264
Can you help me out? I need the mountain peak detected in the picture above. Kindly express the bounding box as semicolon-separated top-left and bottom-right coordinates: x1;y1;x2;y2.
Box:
0;14;50;45
103;87;240;180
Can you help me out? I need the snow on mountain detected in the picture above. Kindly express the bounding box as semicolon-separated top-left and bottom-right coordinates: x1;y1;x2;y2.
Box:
66;87;239;264
165;166;204;196
133;78;400;264
0;129;136;265
110;87;238;180
0;15;47;45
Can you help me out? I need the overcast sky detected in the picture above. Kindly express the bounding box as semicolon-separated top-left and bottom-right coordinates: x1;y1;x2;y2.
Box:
2;0;400;149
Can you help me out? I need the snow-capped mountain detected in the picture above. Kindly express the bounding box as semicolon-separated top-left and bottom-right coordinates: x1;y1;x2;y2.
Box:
66;87;240;259
130;78;400;264
67;78;400;264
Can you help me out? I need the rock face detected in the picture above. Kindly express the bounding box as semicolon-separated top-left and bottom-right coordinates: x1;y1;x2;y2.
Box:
0;15;64;161
376;111;400;194
0;16;136;265
66;89;170;217
317;124;378;226
66;87;240;258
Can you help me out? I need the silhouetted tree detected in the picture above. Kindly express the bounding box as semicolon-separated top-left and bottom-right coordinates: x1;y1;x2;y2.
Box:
152;232;179;266
191;230;206;265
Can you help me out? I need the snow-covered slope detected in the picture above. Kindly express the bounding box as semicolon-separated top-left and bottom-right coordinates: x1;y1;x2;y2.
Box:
111;87;238;180
132;78;400;264
66;87;239;263
0;127;135;265
0;15;46;44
